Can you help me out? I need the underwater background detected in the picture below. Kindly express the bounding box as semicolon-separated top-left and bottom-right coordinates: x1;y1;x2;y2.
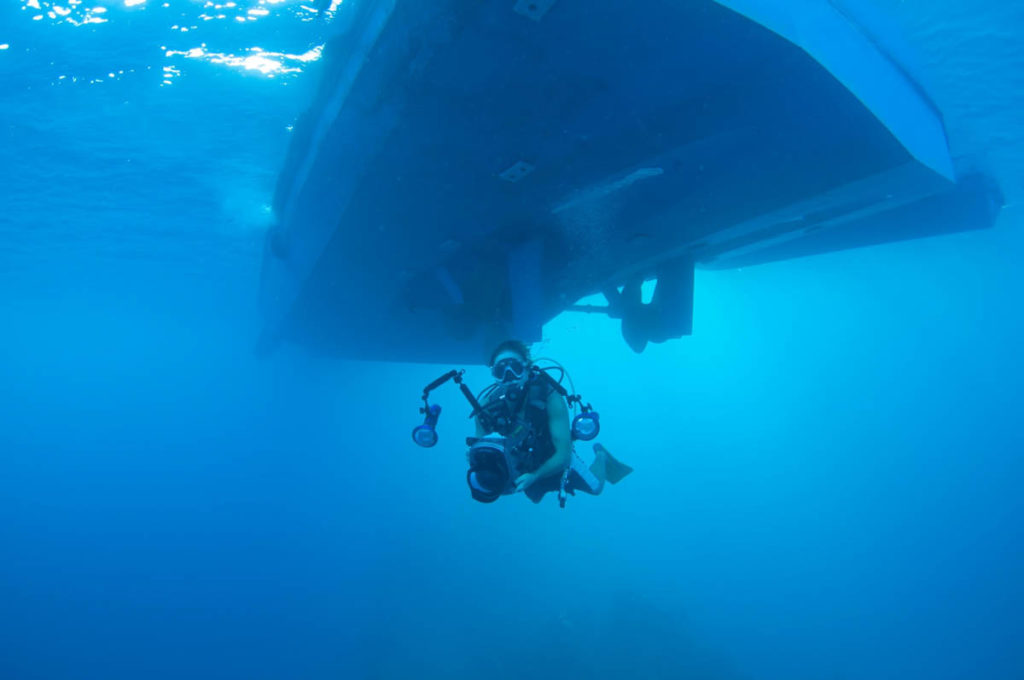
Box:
2;1;1022;679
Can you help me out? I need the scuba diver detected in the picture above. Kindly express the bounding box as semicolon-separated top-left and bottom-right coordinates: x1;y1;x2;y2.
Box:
413;339;633;506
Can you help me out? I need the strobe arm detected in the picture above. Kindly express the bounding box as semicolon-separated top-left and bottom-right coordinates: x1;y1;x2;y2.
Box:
414;369;492;448
421;370;461;400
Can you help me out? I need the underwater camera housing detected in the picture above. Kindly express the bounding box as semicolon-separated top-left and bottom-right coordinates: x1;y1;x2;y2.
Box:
466;437;518;503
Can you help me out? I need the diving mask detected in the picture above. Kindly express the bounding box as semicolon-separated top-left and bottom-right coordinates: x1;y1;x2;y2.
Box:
491;356;527;382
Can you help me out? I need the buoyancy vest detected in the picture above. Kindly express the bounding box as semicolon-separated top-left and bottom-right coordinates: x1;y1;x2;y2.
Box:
479;375;555;473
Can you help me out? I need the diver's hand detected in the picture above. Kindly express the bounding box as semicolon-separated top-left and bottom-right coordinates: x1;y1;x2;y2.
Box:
515;472;539;493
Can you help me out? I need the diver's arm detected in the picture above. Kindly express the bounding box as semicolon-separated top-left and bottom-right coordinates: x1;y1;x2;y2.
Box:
531;392;572;480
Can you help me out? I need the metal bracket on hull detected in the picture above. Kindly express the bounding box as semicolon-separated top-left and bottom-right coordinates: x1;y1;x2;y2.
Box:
567;257;696;354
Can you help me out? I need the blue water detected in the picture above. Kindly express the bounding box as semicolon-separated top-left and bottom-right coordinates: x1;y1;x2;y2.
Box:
2;1;1023;679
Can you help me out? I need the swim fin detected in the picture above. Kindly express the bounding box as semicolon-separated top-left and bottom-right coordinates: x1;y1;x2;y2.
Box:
593;443;633;484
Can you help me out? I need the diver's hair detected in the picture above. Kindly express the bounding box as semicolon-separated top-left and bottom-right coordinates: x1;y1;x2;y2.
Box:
488;339;531;367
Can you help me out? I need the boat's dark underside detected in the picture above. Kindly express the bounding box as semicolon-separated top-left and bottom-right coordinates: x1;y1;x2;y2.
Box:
260;0;1003;363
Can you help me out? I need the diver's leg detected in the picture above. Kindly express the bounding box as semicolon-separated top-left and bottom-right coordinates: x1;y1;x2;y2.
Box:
565;446;633;497
589;445;607;487
569;448;605;496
